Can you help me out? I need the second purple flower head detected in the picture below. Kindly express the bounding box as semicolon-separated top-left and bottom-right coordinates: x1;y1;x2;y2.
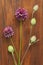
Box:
15;8;28;21
3;26;14;38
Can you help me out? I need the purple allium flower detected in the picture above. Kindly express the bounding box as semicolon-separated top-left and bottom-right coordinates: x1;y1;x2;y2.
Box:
3;26;14;38
15;8;28;21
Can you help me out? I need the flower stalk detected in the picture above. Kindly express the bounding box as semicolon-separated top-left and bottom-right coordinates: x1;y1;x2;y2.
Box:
8;45;17;65
32;10;35;17
10;38;18;60
20;21;22;56
21;39;39;65
18;21;22;65
21;25;33;65
12;52;17;65
21;43;30;65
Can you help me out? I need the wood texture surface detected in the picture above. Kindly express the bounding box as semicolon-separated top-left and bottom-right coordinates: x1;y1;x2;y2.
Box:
0;0;43;65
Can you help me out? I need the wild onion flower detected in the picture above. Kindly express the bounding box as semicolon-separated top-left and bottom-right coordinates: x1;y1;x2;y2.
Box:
15;8;28;21
3;26;14;38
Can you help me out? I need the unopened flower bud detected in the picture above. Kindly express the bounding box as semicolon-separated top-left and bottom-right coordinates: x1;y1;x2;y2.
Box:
31;18;36;25
33;5;39;12
8;45;14;53
30;36;37;43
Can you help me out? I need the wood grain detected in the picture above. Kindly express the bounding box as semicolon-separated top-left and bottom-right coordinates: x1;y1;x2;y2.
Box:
0;0;43;65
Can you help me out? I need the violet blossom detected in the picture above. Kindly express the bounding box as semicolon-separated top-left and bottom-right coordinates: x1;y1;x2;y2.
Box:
15;8;28;21
3;26;14;38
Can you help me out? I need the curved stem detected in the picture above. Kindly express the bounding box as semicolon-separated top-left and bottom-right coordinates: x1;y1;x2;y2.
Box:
21;39;39;65
21;9;38;65
21;10;35;64
32;10;35;17
21;25;33;65
21;25;39;65
10;38;18;60
12;52;17;65
21;43;31;65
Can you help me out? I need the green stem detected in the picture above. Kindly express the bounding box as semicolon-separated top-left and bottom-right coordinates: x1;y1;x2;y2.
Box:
20;21;22;59
12;52;17;65
32;10;35;17
21;43;30;65
10;38;18;60
18;21;22;65
21;25;33;65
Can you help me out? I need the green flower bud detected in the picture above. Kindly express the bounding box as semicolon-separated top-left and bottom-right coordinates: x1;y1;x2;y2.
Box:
30;36;37;43
8;45;14;53
33;5;39;12
31;18;36;25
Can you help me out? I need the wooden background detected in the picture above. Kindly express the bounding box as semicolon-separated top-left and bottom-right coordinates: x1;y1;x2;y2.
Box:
0;0;43;65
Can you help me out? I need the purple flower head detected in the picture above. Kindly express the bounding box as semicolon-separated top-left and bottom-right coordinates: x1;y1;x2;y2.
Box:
3;26;14;38
15;8;28;21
